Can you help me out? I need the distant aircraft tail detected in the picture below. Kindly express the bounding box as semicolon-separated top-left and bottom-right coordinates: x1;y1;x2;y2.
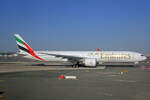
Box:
14;34;43;60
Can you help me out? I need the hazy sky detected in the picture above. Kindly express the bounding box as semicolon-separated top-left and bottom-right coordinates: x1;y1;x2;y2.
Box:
0;0;150;54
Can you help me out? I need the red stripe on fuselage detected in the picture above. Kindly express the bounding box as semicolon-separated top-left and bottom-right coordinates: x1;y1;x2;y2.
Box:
23;41;44;61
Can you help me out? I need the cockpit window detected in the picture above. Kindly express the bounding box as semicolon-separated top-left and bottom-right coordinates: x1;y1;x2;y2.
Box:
141;55;145;56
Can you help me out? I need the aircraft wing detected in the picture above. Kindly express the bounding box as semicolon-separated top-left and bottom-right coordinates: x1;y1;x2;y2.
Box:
41;53;83;62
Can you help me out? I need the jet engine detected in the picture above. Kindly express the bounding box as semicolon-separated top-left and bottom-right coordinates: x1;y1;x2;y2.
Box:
83;58;97;67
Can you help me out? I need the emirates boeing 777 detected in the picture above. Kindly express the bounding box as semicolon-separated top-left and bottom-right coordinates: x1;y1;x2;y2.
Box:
14;34;147;67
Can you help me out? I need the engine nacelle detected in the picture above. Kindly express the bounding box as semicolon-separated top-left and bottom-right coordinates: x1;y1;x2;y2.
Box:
83;58;97;67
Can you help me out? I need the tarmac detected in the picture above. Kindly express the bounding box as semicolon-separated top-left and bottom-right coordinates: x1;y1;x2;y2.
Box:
0;62;106;73
0;57;150;100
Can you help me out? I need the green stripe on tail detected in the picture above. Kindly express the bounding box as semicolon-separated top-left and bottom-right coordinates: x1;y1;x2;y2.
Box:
14;36;25;46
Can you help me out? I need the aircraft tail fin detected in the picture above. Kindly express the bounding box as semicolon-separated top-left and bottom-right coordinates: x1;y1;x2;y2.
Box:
14;34;43;60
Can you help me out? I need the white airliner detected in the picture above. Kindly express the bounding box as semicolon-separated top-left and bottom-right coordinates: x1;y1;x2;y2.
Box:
14;34;147;67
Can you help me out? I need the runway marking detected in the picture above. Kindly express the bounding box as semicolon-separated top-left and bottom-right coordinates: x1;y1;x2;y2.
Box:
85;70;89;72
0;95;4;98
48;70;57;72
0;80;4;83
116;80;136;83
23;72;42;74
108;75;118;77
103;93;113;96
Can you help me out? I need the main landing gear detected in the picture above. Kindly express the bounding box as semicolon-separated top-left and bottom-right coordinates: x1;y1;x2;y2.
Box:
72;61;80;68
